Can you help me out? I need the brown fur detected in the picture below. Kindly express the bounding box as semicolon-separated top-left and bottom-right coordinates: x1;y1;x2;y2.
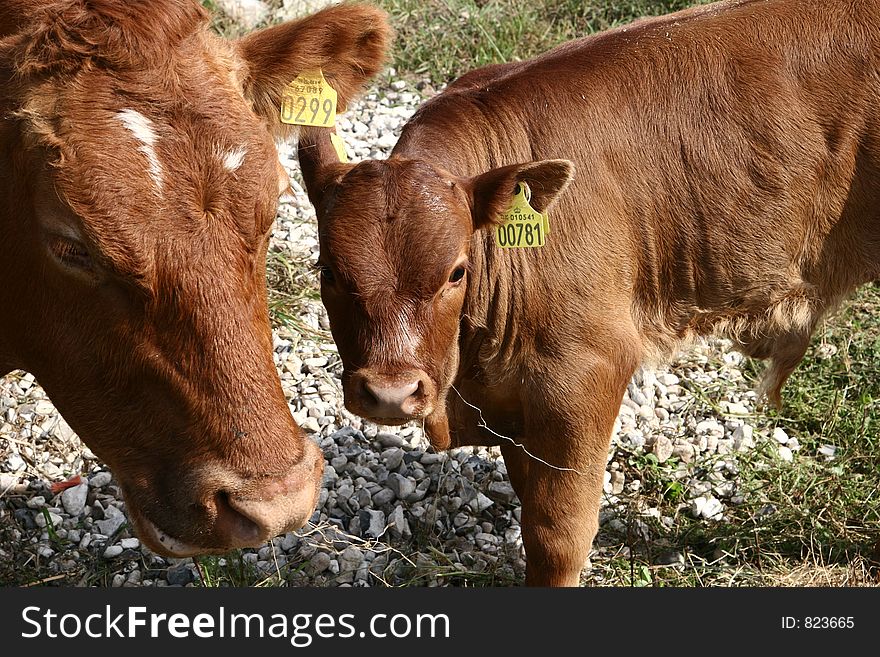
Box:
300;0;880;585
0;1;390;556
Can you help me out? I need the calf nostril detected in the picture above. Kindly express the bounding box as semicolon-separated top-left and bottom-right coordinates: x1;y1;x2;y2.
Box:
413;378;425;398
400;380;419;398
361;378;421;417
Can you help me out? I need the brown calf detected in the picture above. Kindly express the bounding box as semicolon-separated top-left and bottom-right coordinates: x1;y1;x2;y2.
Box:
299;0;880;585
1;1;389;556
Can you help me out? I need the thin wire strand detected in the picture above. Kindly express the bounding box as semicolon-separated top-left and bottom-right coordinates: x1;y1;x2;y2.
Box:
450;385;586;476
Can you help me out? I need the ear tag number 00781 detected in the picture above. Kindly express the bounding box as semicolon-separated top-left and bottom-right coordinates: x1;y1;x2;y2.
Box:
495;182;550;248
280;69;338;128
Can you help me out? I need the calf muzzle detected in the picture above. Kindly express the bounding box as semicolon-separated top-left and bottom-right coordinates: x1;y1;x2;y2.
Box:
347;368;434;423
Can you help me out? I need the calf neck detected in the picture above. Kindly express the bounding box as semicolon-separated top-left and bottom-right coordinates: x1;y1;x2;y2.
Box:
300;0;880;585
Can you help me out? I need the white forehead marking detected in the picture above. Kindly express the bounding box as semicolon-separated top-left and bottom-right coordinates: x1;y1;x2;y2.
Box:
221;146;247;172
379;308;421;362
117;109;163;192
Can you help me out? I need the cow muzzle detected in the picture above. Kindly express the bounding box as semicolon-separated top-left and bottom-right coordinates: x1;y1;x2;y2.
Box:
129;438;324;557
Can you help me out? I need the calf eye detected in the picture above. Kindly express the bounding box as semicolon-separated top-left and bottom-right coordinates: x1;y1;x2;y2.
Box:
47;235;94;272
448;266;466;284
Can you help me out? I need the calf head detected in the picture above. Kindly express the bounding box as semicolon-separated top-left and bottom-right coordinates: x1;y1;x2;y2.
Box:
299;130;572;447
0;0;390;555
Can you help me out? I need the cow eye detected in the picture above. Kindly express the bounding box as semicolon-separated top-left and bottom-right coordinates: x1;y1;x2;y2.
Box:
47;235;94;272
318;264;336;285
448;266;466;284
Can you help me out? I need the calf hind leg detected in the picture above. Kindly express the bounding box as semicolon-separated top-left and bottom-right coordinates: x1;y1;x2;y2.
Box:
743;331;812;408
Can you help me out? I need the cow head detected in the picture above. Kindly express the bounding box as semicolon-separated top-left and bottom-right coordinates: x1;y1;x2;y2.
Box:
0;0;390;555
298;129;572;448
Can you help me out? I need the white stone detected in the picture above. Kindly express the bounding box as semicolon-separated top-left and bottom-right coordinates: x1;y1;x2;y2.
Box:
691;495;724;519
637;405;655;420
628;387;649;407
61;483;89;516
652;436;674;462
301;416;321;433
26;496;47;509
471;492;494;513
89;471;112;488
722;401;749;415
34;400;55;415
772;427;790;444
0;473;21;492
34;511;62;528
360;509;386;539
732;424;755;451
103;545;124;559
96;505;126;536
695;419;724;436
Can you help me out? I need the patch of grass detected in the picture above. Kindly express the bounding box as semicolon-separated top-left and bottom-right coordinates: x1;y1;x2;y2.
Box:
201;0;242;38
194;551;264;587
388;554;522;587
586;285;880;587
202;0;283;38
374;0;709;81
265;249;329;340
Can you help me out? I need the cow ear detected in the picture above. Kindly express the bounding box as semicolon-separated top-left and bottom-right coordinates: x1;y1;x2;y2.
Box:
467;160;574;231
235;3;392;138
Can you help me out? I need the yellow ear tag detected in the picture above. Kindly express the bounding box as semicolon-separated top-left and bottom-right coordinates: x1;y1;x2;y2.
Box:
329;132;348;163
280;69;338;128
495;182;549;248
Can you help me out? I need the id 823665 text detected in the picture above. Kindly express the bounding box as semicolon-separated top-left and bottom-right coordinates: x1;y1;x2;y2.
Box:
781;616;855;630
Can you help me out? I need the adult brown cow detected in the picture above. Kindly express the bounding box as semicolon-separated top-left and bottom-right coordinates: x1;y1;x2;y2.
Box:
298;0;880;585
0;0;390;557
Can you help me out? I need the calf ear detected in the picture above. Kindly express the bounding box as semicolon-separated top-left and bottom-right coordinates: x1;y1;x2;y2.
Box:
235;2;392;137
297;127;353;209
466;160;574;231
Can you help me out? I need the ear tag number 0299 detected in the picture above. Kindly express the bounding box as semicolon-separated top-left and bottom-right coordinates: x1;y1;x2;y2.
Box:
495;182;550;248
280;69;337;128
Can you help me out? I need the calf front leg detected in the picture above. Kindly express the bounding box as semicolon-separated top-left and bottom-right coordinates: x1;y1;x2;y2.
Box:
516;355;634;586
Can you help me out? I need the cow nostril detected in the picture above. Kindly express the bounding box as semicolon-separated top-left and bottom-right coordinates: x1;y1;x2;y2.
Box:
360;377;380;406
214;490;261;545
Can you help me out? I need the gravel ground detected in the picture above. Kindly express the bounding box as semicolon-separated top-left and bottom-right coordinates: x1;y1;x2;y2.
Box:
0;72;801;588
